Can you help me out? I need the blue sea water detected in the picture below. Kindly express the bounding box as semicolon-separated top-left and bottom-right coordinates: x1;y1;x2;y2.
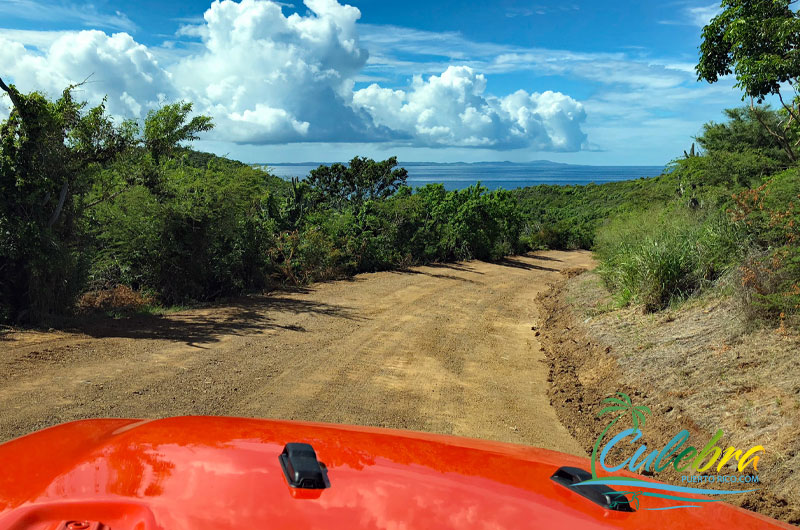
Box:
261;162;666;191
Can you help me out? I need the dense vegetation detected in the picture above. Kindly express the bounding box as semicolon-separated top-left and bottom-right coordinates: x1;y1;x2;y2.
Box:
0;80;527;323
513;175;678;250
590;106;798;321
1;78;795;328
587;0;800;323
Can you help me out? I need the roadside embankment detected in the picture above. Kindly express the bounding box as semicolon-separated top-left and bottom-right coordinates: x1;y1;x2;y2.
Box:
538;269;800;524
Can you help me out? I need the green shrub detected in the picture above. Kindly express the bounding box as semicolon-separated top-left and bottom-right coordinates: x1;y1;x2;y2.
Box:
513;175;677;250
0;81;214;322
592;107;798;319
595;208;742;311
0;87;118;322
731;169;800;321
89;161;278;303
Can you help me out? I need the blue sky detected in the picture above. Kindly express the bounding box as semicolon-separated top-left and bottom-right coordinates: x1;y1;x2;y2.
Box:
0;0;744;165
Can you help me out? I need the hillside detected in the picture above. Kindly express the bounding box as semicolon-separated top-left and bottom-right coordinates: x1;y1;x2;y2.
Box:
538;270;800;524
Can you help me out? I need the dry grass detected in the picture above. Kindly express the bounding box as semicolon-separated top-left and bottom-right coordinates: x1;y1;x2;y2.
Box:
77;285;154;312
562;271;800;519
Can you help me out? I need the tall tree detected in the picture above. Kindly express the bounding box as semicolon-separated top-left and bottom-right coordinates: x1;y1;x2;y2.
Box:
696;0;800;161
306;156;408;209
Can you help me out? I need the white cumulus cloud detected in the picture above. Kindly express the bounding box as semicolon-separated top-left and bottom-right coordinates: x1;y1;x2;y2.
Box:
0;30;172;118
170;0;394;143
0;0;588;151
354;66;586;149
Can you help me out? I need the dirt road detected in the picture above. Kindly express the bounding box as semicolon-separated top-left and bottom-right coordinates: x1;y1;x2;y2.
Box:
0;251;592;454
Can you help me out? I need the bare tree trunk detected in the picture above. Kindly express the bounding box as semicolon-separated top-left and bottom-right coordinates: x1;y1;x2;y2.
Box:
0;76;22;111
47;181;69;228
750;98;797;162
777;92;800;126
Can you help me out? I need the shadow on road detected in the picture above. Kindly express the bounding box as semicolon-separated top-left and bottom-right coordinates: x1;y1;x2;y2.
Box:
74;294;362;347
494;256;558;272
391;268;479;283
527;253;563;262
425;262;485;274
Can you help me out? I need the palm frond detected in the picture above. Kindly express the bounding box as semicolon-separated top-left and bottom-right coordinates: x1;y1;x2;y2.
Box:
615;392;632;405
601;397;627;407
598;405;627;417
634;409;645;428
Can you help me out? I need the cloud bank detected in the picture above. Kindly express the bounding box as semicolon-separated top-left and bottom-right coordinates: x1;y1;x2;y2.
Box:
0;0;587;151
354;66;586;150
0;30;171;118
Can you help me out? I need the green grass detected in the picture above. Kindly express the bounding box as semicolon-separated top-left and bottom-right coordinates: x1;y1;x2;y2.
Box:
136;304;190;316
593;207;743;312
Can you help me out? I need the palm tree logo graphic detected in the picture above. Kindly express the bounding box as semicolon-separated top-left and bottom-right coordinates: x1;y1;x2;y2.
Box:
591;392;650;508
591;391;651;479
582;392;758;510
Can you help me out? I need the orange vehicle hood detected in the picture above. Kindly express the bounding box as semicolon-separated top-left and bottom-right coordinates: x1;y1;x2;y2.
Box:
0;416;791;529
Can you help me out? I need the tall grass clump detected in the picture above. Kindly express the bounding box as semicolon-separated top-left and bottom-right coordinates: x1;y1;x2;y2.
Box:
595;207;743;311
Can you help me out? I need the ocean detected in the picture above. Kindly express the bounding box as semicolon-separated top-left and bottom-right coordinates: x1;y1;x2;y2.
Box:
260;162;666;191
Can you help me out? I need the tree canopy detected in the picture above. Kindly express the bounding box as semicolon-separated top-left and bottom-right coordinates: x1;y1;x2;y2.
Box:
0;77;214;321
1;81;530;323
697;106;794;162
697;0;800;101
697;0;800;160
306;156;408;208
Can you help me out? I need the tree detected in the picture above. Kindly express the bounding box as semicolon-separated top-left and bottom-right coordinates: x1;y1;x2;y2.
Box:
0;78;213;321
0;79;128;321
696;0;800;161
306;156;408;209
669;106;791;193
697;106;794;164
144;102;213;165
